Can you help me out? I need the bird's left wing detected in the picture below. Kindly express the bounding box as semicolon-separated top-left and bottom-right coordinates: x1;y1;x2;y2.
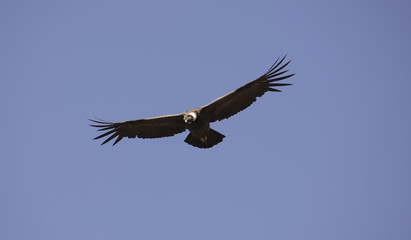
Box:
200;56;294;122
90;114;186;145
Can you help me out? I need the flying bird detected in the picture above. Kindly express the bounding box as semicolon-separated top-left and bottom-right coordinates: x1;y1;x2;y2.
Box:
90;56;294;148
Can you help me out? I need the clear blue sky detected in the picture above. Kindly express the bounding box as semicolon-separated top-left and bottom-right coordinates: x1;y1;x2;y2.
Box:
1;1;410;239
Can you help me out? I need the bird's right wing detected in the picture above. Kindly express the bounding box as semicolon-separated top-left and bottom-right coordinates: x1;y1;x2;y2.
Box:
90;114;186;145
200;56;294;122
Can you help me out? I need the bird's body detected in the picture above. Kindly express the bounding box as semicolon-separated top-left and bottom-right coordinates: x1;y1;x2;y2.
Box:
184;109;209;138
90;56;294;148
181;108;225;148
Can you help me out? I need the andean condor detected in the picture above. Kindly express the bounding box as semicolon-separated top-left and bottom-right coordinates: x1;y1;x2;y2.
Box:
90;56;294;148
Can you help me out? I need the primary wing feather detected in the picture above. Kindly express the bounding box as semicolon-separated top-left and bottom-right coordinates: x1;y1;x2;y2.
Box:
201;56;294;122
90;114;186;145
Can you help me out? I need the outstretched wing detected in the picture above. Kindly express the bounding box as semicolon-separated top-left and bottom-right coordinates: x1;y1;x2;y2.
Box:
200;56;294;122
90;114;186;145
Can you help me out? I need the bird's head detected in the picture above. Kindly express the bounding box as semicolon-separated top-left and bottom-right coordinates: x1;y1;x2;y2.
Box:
184;112;197;124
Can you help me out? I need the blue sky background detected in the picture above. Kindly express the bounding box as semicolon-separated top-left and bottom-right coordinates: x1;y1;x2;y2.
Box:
1;0;411;239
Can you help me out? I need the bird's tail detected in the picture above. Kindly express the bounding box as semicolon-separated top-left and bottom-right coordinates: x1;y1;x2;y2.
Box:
184;128;225;149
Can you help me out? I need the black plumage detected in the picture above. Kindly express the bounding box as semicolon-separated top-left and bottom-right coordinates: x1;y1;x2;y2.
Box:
90;56;294;148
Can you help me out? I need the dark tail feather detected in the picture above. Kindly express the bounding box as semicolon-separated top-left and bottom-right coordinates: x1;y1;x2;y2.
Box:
184;129;225;149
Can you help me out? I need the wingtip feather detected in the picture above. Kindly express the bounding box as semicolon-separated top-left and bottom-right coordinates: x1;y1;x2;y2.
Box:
268;88;282;92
